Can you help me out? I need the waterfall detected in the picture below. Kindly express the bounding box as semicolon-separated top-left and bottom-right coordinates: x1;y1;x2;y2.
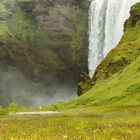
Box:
88;0;140;78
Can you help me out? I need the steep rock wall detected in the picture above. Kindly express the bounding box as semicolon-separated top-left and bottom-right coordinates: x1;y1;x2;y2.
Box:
0;0;90;106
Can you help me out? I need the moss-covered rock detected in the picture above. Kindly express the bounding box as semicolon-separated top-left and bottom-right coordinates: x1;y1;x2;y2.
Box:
77;72;93;96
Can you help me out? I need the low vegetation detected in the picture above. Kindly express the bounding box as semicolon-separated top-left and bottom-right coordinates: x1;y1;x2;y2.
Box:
0;115;139;140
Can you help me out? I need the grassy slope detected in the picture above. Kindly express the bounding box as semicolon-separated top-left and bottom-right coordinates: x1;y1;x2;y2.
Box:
49;55;140;114
47;3;140;114
93;22;140;84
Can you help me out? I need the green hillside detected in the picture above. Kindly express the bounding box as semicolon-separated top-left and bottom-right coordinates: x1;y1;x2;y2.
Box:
48;3;140;114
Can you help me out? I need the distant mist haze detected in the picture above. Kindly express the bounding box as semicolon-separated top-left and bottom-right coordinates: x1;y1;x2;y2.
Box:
0;65;77;107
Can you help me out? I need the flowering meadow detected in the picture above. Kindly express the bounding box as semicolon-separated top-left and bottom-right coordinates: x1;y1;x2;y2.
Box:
0;114;139;140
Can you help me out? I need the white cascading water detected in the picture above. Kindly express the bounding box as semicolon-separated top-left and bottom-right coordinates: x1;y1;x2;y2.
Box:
88;0;140;78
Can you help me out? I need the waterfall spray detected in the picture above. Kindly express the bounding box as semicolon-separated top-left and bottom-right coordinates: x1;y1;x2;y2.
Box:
88;0;140;78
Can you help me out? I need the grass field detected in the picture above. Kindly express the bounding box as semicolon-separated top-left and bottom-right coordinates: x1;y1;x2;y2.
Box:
0;114;139;140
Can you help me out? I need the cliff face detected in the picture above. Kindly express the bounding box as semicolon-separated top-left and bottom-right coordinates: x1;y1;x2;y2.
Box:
0;0;90;106
78;2;140;96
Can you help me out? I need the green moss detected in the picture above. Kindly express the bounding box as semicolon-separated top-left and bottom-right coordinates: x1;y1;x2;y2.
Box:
131;2;140;15
77;72;93;96
126;83;140;95
125;3;140;29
